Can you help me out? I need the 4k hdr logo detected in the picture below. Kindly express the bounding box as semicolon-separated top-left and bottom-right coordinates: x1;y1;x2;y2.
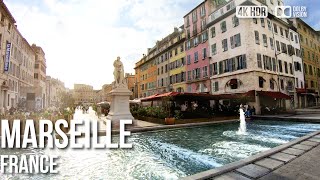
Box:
236;6;268;18
236;5;307;19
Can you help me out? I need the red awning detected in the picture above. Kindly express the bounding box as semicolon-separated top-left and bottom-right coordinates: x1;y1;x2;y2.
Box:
296;88;306;93
258;91;291;99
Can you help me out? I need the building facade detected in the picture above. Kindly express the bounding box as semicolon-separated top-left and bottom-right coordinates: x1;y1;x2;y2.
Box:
207;0;303;114
46;76;66;108
31;44;47;110
184;0;218;93
290;18;320;107
125;73;135;99
168;29;186;92
0;2;39;112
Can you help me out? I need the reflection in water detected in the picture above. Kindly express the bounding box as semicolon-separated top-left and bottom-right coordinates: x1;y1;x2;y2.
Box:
1;113;320;179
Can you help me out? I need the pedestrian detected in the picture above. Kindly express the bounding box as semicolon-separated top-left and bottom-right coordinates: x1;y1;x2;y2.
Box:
251;106;256;115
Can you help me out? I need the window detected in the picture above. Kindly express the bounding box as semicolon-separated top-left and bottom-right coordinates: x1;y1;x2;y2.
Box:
233;33;241;47
187;55;191;65
290;32;294;41
203;66;208;77
212;82;219;92
304;63;308;74
280;79;284;90
222;39;228;52
194;52;199;62
193;36;199;46
280;27;284;36
285;30;289;39
274;23;278;34
278;60;283;72
200;5;206;16
211;43;216;55
262;34;268;47
213;62;217;75
193;24;197;36
270;79;275;90
289;63;293;74
230;79;238;89
260;18;265;27
34;73;38;79
284;61;288;73
187;71;191;80
259;76;264;88
202;48;207;59
255;31;260;44
276;41;280;51
295;35;298;43
219;61;223;74
270;38;274;50
236;54;246;70
309;65;313;75
220;21;227;33
232;15;239;27
281;42;287;54
201;19;206;31
272;58;277;71
201;31;208;42
253;18;257;24
186;16;190;27
35;64;39;69
192;10;197;22
257;53;262;68
210;27;216;39
267;20;272;31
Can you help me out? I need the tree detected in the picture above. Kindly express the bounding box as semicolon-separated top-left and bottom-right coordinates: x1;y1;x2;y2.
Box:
58;91;75;110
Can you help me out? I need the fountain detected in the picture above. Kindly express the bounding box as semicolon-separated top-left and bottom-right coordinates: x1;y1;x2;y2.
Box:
237;105;247;135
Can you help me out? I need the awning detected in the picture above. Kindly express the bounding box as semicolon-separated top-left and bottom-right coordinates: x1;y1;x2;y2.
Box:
258;91;291;99
141;92;214;102
296;88;306;93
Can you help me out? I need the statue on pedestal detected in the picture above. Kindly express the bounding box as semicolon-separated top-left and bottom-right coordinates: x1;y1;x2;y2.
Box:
106;56;134;125
113;56;126;88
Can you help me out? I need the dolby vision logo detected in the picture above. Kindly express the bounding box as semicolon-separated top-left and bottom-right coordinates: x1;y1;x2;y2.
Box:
275;6;292;18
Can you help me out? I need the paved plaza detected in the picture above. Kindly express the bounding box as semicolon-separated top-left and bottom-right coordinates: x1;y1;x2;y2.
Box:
258;144;320;180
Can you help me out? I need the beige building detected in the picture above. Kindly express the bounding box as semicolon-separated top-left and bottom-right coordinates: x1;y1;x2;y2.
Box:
46;76;66;108
125;73;135;99
30;44;47;110
101;84;113;102
73;84;102;105
207;0;302;114
0;2;37;112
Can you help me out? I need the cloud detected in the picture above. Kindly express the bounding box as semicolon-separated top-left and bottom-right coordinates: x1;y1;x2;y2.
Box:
3;0;200;89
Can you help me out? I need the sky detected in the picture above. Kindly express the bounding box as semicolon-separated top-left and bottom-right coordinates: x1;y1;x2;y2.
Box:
3;0;320;90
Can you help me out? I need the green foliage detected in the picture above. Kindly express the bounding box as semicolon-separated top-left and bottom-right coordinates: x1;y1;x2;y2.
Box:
132;106;168;119
173;110;182;120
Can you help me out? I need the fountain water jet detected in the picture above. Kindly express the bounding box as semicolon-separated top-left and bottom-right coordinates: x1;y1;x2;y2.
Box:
237;106;247;135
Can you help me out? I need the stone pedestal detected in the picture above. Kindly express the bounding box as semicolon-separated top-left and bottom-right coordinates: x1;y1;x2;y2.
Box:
105;86;134;127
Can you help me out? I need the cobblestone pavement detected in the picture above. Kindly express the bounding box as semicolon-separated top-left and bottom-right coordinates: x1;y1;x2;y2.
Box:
258;144;320;180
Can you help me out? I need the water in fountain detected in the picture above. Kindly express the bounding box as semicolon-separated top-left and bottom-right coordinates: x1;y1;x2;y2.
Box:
237;107;247;135
73;106;84;120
